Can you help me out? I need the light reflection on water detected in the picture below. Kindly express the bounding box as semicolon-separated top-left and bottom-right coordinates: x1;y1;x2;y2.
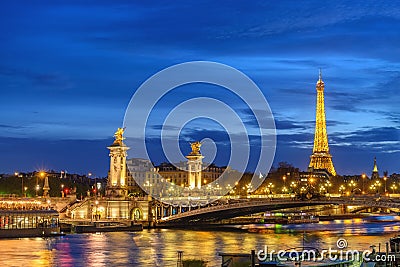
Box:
0;220;399;267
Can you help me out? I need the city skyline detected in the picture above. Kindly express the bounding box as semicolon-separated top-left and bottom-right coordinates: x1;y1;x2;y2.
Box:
1;1;400;176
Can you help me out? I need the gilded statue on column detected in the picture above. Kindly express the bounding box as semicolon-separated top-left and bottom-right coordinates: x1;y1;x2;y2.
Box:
113;127;125;145
189;141;202;155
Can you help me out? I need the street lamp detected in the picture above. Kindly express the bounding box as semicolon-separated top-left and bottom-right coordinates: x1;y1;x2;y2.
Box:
319;185;326;194
325;181;332;193
97;182;102;197
283;175;287;187
266;182;274;194
15;172;24;197
308;178;315;189
300;186;307;194
36;171;45;197
369;184;375;193
374;180;381;193
36;184;40;196
290;181;297;193
391;184;397;194
362;174;366;194
95;200;99;221
384;176;387;193
349;180;356;193
246;183;252;194
339;185;345;195
282;186;288;194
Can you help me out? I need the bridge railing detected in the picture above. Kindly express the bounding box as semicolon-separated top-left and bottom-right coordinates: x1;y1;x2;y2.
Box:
159;196;400;222
160;198;293;221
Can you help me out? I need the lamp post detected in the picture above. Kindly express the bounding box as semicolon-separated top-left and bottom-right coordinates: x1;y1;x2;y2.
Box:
95;200;99;221
266;182;274;195
374;180;381;194
384;176;387;193
226;184;232;196
308;178;315;189
391;184;397;194
97;182;102;197
362;173;366;194
283;175;287;187
36;184;40;196
15;172;23;197
349;180;356;193
37;171;45;197
325;181;332;193
89;172;95;195
339;185;345;195
319;185;326;194
290;181;297;193
369;185;376;193
300;186;307;194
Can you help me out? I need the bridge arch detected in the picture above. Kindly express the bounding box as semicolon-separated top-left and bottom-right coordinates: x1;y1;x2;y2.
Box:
158;197;400;225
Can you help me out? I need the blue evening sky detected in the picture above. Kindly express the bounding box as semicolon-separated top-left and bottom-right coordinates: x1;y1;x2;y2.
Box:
0;1;399;176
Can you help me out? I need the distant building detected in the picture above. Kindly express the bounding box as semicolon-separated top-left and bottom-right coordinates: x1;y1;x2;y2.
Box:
125;159;227;195
126;158;162;196
127;142;226;190
157;162;226;187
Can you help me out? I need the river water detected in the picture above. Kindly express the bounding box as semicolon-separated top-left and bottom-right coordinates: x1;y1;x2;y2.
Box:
0;219;399;267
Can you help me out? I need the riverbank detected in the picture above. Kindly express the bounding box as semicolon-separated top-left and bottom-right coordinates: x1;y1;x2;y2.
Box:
0;227;64;238
60;221;143;233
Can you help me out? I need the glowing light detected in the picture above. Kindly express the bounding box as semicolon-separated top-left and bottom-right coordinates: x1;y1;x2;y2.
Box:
308;72;336;176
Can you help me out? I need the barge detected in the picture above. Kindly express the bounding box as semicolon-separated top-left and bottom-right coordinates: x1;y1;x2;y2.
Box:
0;209;63;238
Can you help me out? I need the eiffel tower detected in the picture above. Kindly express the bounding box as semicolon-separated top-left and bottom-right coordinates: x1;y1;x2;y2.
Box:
308;70;337;176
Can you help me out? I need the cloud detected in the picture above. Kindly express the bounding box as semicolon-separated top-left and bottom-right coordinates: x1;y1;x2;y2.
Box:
0;124;25;129
150;124;181;131
331;127;400;151
0;65;72;90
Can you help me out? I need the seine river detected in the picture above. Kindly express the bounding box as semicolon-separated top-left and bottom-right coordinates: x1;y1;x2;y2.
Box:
1;220;399;267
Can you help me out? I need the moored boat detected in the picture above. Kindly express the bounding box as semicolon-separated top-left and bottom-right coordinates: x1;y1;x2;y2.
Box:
0;209;63;238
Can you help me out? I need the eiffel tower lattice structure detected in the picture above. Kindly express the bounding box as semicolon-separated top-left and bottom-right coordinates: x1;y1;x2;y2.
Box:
308;70;337;176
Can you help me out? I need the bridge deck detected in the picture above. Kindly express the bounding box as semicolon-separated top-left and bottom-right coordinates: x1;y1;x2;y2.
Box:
158;197;400;225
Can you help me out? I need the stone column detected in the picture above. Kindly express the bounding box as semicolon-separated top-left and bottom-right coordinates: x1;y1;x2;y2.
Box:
106;128;130;197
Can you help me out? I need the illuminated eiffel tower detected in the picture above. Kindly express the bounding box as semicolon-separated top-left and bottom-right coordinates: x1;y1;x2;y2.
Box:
308;70;337;176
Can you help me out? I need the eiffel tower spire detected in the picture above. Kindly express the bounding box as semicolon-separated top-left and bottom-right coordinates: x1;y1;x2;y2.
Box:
308;70;336;176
